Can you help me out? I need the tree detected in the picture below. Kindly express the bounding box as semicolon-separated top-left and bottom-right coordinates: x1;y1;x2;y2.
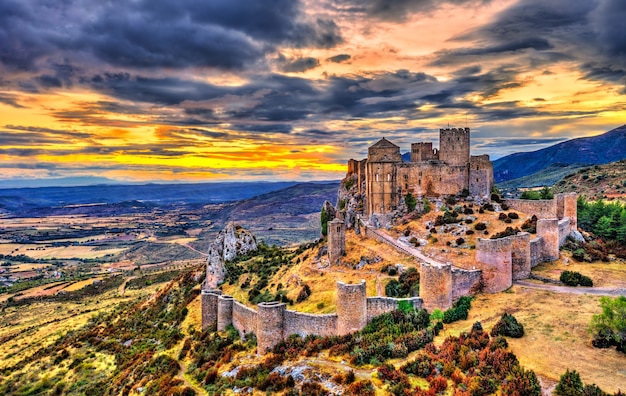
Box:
520;190;541;200
320;206;330;237
405;192;417;212
589;296;626;351
554;369;584;396
539;186;554;199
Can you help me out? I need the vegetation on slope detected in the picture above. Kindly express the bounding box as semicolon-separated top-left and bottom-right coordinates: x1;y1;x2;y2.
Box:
553;160;626;199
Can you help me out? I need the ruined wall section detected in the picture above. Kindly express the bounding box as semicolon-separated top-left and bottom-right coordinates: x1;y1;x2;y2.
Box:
476;238;512;293
257;302;285;354
510;233;531;280
201;289;222;330
366;160;400;216
420;262;452;311
284;312;338;338
469;155;493;197
451;268;483;301
557;193;578;229
439;128;470;166
366;297;423;322
232;301;257;337
336;281;367;335
504;199;557;219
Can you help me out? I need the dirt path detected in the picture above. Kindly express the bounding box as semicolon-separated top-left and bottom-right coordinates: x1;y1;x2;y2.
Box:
118;276;137;295
184;243;208;257
514;280;626;296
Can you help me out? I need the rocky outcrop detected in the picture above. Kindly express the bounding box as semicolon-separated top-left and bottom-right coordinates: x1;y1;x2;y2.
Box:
336;173;365;229
205;223;258;288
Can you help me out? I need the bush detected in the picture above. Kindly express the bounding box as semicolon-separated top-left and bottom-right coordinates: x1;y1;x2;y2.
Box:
501;367;541;395
554;369;584;396
498;213;508;221
590;296;626;353
405;193;417;212
455;238;465;246
296;284;312;302
560;271;593;287
507;212;519;219
443;296;472;323
490;313;524;338
475;222;487;231
521;215;538;234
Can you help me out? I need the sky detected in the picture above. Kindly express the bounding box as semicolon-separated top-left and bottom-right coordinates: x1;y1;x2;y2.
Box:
0;0;625;185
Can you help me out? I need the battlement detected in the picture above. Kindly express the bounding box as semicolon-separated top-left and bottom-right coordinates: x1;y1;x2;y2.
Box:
410;142;439;162
439;127;470;134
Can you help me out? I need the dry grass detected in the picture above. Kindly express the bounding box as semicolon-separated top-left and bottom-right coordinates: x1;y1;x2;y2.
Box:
533;253;626;288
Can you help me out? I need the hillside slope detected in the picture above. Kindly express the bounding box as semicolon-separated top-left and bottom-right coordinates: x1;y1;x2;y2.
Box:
494;125;626;183
553;159;626;199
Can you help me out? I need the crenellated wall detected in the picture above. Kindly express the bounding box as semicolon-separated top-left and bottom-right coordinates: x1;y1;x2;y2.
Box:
476;238;512;293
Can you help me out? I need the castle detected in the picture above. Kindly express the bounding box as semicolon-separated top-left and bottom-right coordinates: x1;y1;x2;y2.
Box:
347;127;493;227
200;127;580;355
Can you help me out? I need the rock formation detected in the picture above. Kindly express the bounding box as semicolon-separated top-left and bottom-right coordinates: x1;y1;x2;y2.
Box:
336;173;365;229
205;222;258;288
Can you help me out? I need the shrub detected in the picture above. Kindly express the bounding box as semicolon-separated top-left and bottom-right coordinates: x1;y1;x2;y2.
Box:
443;296;472;323
475;222;487;231
501;367;541;395
345;380;375;396
464;207;474;215
490;227;521;240
554;369;584;396
521;215;538;234
590;296;626;353
466;230;474;235
560;271;593;287
296;284;312;302
491;193;502;203
490;313;524;338
405;192;417;212
520;190;542;200
498;213;508;221
455;238;465;246
507;212;519;219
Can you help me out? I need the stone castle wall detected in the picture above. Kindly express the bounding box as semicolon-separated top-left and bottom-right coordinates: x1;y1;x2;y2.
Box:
201;289;221;329
505;199;557;219
328;219;346;264
410;142;438;162
419;262;453;310
396;163;468;197
232;301;257;337
558;218;571;246
366;297;423;322
476;238;513;293
510;232;531;281
529;237;544;267
469;155;494;197
537;218;560;261
451;268;483;301
202;281;422;354
284;311;338;338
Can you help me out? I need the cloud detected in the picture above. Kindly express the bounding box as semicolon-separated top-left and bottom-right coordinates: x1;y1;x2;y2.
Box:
327;54;351;63
280;57;321;73
0;93;26;108
329;0;492;21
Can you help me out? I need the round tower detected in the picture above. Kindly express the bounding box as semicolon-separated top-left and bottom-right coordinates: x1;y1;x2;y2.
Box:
419;262;452;311
217;295;234;331
328;218;346;265
201;289;222;330
336;280;367;335
256;301;286;354
475;237;512;293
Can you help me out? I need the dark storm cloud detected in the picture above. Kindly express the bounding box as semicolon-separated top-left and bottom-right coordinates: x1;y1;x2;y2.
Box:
330;0;492;21
327;54;351;63
280;57;321;73
440;0;626;89
236;124;294;133
0;93;25;108
0;0;342;76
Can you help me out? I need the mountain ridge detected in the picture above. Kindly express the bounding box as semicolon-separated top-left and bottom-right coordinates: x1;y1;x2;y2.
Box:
493;125;626;183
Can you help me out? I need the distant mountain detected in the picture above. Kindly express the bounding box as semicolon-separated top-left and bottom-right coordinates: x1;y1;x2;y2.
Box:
0;181;303;216
496;163;588;189
494;125;626;183
552;159;626;200
0;176;126;188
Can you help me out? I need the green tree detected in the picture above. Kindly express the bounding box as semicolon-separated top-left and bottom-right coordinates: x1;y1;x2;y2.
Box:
555;369;584;396
320;206;330;237
405;192;417;212
520;190;542;200
590;296;626;346
539;186;554;199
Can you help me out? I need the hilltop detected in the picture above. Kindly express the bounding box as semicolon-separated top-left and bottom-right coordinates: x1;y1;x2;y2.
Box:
494;125;626;184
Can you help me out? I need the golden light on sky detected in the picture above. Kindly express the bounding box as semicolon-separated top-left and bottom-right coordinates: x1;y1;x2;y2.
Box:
0;0;625;186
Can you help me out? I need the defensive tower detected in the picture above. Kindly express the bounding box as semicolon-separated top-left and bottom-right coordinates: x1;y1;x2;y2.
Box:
328;218;346;264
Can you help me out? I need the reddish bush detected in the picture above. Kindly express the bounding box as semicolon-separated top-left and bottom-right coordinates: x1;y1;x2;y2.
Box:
345;380;375;396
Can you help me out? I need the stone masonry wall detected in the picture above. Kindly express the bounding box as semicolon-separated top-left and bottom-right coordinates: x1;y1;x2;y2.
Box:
537;218;559;261
476;238;512;293
510;233;531;280
217;295;234;331
469;155;493;197
336;281;367;335
257;302;285;354
419;262;452;311
232;301;257;337
366;297;423;322
558;218;571;246
505;199;557;219
451;268;483;301
201;289;221;330
530;237;544;267
284;311;338;338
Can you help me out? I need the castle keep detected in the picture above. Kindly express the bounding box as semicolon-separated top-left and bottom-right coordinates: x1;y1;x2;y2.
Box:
351;127;493;226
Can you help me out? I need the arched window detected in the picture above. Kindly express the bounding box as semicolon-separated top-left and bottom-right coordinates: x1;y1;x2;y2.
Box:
387;174;391;181
375;174;379;182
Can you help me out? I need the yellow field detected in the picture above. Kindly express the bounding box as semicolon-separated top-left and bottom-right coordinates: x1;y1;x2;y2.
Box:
9;263;50;271
0;243;125;259
63;277;104;292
